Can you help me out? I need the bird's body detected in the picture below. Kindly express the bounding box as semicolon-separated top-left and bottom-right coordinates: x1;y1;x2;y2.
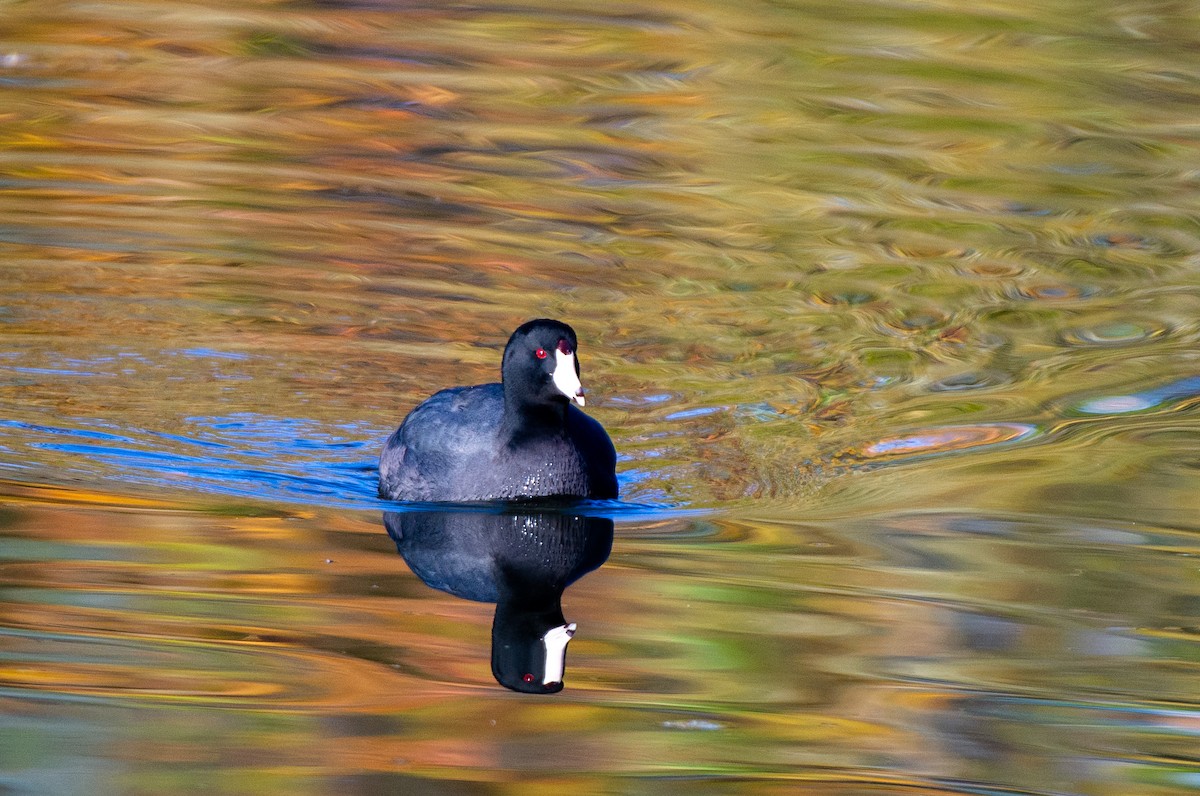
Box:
378;320;618;503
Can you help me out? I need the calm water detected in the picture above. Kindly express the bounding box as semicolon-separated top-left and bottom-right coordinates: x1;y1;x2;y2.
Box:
2;0;1199;793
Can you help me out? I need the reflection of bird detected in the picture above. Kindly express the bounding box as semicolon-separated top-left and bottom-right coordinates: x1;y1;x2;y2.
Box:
378;319;618;502
383;508;613;693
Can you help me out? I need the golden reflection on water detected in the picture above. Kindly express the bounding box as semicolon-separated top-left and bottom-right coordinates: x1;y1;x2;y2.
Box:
2;0;1200;791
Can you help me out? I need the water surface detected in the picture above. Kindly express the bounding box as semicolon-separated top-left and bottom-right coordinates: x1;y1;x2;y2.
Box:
1;0;1198;793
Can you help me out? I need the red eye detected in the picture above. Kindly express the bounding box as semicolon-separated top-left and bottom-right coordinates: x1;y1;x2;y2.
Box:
523;673;535;683
535;348;547;359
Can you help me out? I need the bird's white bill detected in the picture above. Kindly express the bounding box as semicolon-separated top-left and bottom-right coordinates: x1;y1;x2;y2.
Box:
553;350;585;406
541;622;576;685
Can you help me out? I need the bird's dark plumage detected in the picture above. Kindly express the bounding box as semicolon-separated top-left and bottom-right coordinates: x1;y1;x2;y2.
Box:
378;319;618;502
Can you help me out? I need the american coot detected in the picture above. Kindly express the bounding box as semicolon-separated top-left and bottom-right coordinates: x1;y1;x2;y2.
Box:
378;319;618;502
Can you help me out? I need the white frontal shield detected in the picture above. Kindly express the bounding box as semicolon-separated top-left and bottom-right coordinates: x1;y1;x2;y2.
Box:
552;350;585;406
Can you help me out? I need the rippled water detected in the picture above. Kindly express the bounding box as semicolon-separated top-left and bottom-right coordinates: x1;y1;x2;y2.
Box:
2;0;1199;792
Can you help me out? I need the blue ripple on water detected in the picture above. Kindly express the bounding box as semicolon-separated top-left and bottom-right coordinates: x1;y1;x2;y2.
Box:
0;419;133;443
30;442;233;466
1;413;389;509
170;348;252;361
0;413;686;514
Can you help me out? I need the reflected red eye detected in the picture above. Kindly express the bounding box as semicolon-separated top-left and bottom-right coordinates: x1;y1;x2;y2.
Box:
523;673;535;683
535;348;547;359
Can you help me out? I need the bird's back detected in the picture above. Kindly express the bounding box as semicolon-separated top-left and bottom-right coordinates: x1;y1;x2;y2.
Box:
379;384;504;501
378;383;617;502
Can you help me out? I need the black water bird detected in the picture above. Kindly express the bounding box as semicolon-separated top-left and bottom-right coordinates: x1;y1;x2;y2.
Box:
379;319;618;502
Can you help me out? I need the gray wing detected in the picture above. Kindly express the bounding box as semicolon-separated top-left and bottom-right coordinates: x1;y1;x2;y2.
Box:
379;384;504;501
